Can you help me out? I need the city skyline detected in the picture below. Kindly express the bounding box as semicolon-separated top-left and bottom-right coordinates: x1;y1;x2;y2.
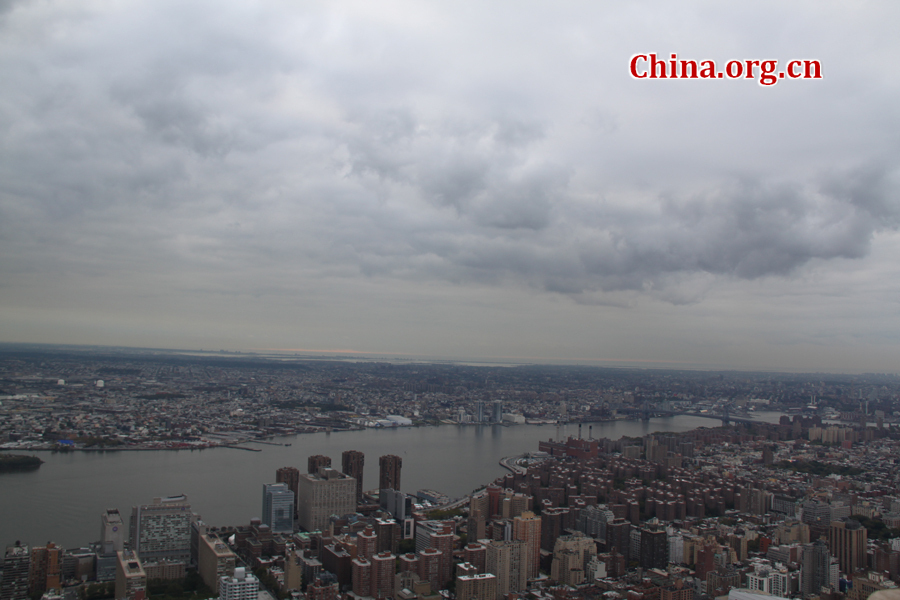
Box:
2;2;900;373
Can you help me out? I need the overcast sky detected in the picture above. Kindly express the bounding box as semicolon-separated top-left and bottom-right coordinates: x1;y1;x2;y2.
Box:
2;1;899;372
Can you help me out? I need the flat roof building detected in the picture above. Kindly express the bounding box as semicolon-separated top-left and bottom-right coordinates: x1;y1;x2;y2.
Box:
297;468;356;532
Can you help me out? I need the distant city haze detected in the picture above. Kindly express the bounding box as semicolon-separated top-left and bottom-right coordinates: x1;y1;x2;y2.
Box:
0;414;782;549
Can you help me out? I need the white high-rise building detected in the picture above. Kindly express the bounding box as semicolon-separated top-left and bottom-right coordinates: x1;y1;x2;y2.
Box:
219;568;258;600
262;483;294;533
101;508;126;553
130;496;195;561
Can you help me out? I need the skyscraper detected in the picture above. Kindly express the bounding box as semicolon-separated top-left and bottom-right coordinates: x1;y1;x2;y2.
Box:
276;466;301;520
476;401;486;423
492;400;503;423
351;557;372;598
379;455;402;492
101;509;126;553
801;540;833;597
514;511;541;581
371;551;396;599
485;540;526;597
828;518;867;575
640;526;668;569
130;496;194;562
341;450;365;504
28;542;62;595
1;544;30;600
262;483;295;534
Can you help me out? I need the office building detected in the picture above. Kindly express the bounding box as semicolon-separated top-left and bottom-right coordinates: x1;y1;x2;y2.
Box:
341;450;365;504
130;496;194;562
801;540;834;597
115;551;147;600
102;509;127;553
197;534;235;594
1;544;30;600
308;455;331;475
262;483;294;534
219;568;259;600
379;455;402;492
492;401;503;423
276;466;301;520
296;468;356;532
380;488;412;520
828;519;867;575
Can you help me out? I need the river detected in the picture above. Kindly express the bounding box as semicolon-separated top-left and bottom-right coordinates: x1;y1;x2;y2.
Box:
0;413;782;549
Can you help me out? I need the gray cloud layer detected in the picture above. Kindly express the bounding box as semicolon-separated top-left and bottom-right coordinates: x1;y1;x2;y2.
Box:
2;0;899;368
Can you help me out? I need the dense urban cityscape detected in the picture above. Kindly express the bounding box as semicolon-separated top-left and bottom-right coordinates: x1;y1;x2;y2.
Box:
2;347;900;600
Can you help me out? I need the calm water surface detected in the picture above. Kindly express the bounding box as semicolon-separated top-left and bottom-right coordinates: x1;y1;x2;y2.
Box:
0;413;781;548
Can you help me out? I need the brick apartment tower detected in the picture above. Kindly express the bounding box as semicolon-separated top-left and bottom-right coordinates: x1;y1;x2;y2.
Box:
379;455;402;491
357;527;377;561
307;455;331;475
514;512;541;581
341;450;365;504
371;551;396;599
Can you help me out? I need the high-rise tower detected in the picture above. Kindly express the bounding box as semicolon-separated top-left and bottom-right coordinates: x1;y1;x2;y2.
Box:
1;544;30;600
379;455;402;492
828;518;867;575
514;511;541;581
262;483;295;534
101;509;126;553
130;496;194;562
276;467;301;520
342;450;365;504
